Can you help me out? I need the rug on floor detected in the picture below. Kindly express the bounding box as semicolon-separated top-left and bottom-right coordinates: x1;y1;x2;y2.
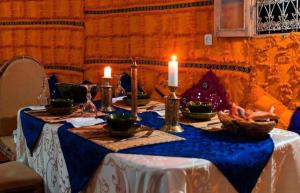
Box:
0;151;9;163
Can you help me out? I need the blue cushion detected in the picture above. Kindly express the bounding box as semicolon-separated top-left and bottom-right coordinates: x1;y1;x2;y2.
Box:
120;73;143;93
48;74;61;99
288;107;300;135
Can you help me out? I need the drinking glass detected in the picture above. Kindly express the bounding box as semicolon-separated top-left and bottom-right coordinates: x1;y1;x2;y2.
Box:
37;76;49;106
114;74;126;97
81;83;97;114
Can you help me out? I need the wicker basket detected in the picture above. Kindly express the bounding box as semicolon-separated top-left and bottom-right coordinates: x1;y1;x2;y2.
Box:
218;112;276;138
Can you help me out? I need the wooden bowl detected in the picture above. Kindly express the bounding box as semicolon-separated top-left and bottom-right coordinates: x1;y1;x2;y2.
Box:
218;111;276;138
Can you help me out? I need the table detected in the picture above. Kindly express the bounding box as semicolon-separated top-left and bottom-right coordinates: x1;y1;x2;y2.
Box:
16;109;300;193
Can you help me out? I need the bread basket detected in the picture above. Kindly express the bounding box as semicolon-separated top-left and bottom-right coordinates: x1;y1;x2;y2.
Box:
218;111;276;138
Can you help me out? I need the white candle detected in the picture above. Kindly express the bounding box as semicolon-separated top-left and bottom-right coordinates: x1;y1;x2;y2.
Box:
168;55;178;87
104;66;112;78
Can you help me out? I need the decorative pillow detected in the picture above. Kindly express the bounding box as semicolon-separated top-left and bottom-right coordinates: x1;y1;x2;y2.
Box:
48;74;61;99
288;108;300;135
245;85;293;129
180;70;230;111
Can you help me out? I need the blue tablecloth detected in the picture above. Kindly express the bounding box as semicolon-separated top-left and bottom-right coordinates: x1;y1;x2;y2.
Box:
20;108;45;154
20;105;274;193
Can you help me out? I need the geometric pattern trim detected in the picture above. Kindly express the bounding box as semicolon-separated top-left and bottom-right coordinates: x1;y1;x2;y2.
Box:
84;59;251;74
44;65;83;72
85;0;213;15
257;0;300;34
0;20;85;27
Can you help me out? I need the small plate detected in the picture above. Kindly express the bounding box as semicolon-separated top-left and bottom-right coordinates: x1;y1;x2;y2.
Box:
105;124;140;138
182;110;217;121
45;105;78;115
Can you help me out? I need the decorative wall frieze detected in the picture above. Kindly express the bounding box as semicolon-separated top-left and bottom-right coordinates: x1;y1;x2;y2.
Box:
0;20;84;27
84;59;251;74
45;65;83;72
85;1;212;15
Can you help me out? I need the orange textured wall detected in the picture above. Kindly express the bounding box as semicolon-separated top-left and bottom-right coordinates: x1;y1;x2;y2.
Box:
84;0;300;111
0;0;85;82
0;0;299;113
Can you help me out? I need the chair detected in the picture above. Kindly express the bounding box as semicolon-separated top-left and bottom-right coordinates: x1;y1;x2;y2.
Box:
0;161;43;193
0;56;47;161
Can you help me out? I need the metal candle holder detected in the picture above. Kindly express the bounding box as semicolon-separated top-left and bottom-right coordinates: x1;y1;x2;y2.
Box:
160;86;183;133
130;59;140;120
100;77;114;112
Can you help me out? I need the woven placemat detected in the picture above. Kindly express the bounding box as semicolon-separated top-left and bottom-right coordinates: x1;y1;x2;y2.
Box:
113;100;165;113
25;109;105;124
180;115;223;132
69;124;185;152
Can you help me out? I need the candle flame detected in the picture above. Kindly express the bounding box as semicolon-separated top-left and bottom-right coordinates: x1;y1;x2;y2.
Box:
104;66;111;70
104;66;112;78
171;55;177;61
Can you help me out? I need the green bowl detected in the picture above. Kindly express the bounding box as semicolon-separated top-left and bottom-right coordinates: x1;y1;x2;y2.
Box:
46;105;77;115
106;124;139;138
122;97;150;106
187;101;213;113
50;98;74;108
126;92;150;99
182;110;217;121
106;113;136;131
56;82;99;104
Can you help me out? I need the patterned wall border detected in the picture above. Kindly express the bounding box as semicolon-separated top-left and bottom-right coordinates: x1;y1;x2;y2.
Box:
84;59;251;74
45;65;83;72
0;20;84;27
85;0;213;15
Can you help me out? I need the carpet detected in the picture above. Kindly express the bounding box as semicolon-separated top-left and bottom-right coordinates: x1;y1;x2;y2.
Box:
0;151;9;163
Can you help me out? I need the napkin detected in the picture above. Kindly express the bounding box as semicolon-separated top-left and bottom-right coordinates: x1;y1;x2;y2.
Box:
29;106;46;111
112;96;126;103
66;118;105;128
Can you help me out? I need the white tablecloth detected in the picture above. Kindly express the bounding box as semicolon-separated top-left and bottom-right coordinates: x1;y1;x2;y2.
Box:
16;110;300;193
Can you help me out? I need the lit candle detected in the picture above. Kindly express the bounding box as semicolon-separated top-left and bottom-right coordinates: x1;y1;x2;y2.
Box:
168;55;178;87
104;66;112;78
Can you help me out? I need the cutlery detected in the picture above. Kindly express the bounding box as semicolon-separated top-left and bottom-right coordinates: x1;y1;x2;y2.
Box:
116;130;154;142
26;110;47;114
207;121;221;126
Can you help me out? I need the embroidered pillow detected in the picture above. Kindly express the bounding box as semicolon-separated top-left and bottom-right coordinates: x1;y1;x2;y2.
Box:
180;70;230;111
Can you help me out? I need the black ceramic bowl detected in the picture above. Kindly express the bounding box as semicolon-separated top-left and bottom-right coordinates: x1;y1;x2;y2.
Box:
56;82;99;104
186;101;213;113
106;113;136;131
46;105;77;115
50;98;74;108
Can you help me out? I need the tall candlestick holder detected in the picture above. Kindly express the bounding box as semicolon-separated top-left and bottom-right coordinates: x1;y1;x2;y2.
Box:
100;77;114;112
160;86;183;133
130;58;140;121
